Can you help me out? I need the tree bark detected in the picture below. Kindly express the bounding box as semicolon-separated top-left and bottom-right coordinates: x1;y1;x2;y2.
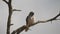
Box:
7;2;12;34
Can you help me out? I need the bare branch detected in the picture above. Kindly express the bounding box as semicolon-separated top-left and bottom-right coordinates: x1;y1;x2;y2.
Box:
11;12;60;34
9;0;12;3
55;19;60;20
11;25;26;34
3;0;8;4
3;0;13;34
10;24;14;26
12;9;22;11
46;12;60;22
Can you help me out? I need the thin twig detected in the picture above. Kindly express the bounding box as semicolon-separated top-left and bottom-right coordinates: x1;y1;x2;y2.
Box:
3;0;8;4
12;9;22;11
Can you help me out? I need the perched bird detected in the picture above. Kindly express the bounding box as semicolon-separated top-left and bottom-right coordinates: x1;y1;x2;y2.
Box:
25;11;34;32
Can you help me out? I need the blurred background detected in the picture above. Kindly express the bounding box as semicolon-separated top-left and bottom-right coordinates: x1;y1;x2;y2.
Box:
0;0;60;34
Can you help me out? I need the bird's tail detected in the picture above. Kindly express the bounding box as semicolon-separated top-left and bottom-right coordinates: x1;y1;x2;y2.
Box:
25;26;29;32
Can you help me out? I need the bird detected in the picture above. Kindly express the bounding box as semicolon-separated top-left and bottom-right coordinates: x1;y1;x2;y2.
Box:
25;11;34;32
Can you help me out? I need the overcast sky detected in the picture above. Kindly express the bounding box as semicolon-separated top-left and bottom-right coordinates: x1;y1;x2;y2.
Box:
0;0;60;34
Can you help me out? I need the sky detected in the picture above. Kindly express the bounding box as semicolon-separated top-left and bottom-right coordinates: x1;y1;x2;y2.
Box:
0;0;60;34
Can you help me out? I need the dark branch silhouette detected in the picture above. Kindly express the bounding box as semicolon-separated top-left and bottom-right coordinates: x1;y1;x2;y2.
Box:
3;0;12;34
3;0;60;34
3;0;21;34
47;13;60;22
12;9;22;11
11;12;60;34
10;24;14;26
3;0;8;4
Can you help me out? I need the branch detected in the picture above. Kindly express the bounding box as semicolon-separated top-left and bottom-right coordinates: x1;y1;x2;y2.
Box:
12;9;22;11
3;0;8;4
11;12;60;34
3;0;13;34
9;0;12;3
11;25;26;34
55;19;60;20
47;12;60;22
10;24;14;26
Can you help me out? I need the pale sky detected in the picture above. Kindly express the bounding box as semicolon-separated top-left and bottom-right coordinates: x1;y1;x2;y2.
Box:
0;0;60;34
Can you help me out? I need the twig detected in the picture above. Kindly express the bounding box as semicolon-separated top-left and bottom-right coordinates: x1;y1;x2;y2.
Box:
3;0;8;4
12;9;22;11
